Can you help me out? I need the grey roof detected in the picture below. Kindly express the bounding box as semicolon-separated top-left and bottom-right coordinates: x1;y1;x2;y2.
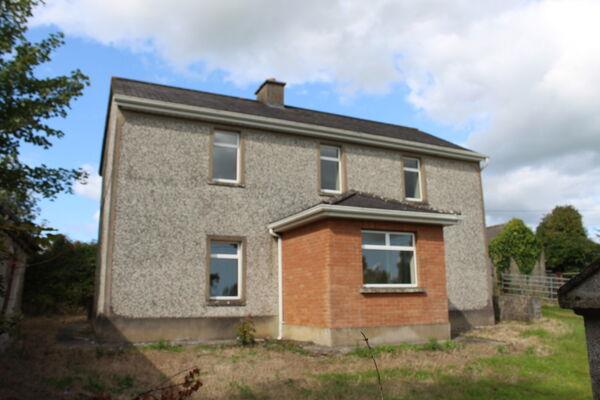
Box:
485;223;506;244
110;77;469;151
323;191;458;215
558;260;600;299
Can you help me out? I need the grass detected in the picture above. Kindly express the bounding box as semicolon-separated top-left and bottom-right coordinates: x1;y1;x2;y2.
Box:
262;339;310;355
1;306;591;400
142;339;184;353
349;338;461;358
47;376;77;390
312;306;591;400
520;327;550;338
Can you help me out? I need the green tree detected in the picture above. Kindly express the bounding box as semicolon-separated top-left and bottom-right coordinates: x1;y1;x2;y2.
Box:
489;218;541;275
0;0;89;228
23;234;97;314
536;205;599;273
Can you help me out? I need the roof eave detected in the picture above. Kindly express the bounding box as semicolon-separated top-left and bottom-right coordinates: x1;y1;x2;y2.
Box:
268;204;461;233
110;94;488;163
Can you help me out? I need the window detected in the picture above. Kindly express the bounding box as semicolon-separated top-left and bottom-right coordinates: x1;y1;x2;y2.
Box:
212;131;240;183
209;240;242;300
403;158;422;201
361;231;417;287
320;145;341;193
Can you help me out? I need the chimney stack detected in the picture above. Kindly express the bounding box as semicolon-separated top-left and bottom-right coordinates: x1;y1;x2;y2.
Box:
255;78;286;107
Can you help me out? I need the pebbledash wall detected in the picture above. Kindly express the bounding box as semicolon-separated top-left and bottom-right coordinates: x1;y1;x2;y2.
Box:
94;107;492;342
282;219;449;346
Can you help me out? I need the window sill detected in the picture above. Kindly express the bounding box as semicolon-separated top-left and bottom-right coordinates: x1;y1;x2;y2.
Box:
319;191;342;197
360;286;426;294
208;180;245;188
404;198;426;204
207;299;246;307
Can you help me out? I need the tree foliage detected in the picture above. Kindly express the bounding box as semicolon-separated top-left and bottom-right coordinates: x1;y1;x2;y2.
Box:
0;0;89;224
489;218;541;275
536;205;600;273
23;234;96;314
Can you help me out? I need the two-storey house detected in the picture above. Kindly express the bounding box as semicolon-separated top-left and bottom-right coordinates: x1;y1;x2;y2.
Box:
93;78;494;346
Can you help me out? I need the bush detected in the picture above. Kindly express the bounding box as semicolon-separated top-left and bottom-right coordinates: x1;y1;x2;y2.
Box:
236;316;256;346
489;219;541;275
23;235;97;315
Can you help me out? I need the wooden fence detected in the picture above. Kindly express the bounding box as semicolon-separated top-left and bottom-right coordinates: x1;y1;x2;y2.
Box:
499;273;570;300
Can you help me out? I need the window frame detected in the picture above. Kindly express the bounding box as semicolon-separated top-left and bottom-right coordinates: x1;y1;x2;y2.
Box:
403;157;423;202
361;230;418;288
211;129;241;185
319;144;343;194
207;237;244;302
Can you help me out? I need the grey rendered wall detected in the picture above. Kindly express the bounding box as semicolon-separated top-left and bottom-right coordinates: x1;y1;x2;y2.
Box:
425;158;493;322
104;110;492;325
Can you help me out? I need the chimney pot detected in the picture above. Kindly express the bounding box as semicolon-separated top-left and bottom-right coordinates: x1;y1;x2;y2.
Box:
255;78;286;107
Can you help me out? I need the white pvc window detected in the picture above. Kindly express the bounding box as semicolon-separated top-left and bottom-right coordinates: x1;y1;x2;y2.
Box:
212;131;240;183
320;145;341;193
404;158;422;201
209;241;242;300
361;231;418;287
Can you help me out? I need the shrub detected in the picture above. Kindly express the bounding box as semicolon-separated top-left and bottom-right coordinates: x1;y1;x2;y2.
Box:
489;219;541;275
236;316;256;346
23;235;96;315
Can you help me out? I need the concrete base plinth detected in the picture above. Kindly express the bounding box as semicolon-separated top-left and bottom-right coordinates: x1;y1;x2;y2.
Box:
283;322;450;347
93;315;277;343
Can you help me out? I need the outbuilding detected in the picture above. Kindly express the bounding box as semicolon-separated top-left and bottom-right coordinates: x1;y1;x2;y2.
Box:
558;260;600;400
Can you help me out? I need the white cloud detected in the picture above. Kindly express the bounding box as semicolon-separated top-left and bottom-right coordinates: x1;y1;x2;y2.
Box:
74;164;102;200
35;0;600;233
483;162;600;230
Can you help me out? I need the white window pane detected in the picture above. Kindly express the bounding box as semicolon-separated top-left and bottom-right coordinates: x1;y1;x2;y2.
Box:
362;249;414;285
390;233;413;247
212;146;237;181
320;159;339;191
214;131;239;146
320;145;339;159
404;170;421;199
209;258;239;297
361;232;386;246
211;241;238;255
404;158;419;169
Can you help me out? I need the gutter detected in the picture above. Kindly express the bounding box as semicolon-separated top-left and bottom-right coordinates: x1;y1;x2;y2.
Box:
109;94;488;164
268;204;462;234
268;228;284;340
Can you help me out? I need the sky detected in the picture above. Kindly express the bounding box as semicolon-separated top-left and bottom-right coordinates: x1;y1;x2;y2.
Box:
24;0;600;242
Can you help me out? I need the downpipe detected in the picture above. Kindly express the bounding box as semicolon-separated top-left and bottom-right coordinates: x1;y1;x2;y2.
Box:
268;228;283;340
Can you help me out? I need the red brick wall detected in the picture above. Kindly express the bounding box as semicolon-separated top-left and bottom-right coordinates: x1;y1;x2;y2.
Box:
281;220;331;327
282;218;449;329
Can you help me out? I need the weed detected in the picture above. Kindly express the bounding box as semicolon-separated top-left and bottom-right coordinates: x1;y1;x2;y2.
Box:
111;374;135;394
236;317;256;346
83;375;105;394
237;383;258;399
496;344;509;354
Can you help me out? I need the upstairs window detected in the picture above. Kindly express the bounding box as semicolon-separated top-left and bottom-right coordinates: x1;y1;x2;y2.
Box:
361;231;417;287
209;240;242;300
403;158;422;201
212;131;240;183
320;145;341;193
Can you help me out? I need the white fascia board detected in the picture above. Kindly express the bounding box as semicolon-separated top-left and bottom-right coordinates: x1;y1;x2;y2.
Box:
267;204;461;233
113;94;487;162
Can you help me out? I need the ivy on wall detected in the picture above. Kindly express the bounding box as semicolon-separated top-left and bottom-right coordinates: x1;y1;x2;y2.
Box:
489;218;541;275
